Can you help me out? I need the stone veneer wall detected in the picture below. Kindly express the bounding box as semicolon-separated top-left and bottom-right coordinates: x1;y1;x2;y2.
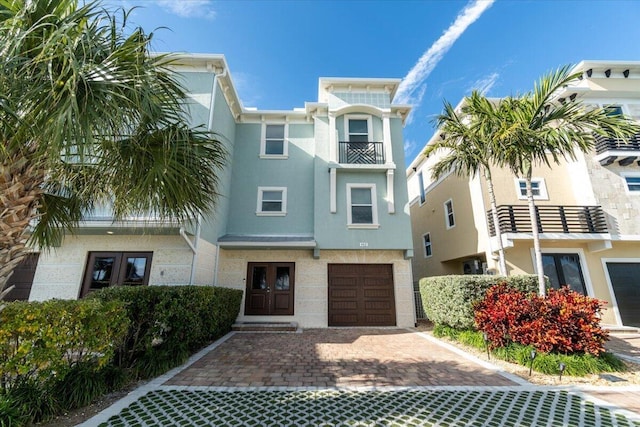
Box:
216;249;415;328
585;156;640;235
29;234;199;301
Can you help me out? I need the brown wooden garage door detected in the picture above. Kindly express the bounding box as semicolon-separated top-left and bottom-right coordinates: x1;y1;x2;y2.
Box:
328;264;396;326
5;253;39;301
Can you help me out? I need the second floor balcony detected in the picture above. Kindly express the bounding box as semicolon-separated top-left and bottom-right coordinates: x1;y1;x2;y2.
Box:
338;141;385;165
595;133;640;166
487;205;608;236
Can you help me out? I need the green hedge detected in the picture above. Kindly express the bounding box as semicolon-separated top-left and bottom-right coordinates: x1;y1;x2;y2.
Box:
0;299;129;425
419;275;540;329
92;285;242;379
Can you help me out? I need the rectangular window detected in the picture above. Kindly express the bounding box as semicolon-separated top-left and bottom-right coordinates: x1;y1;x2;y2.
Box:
257;187;287;216
423;233;432;257
347;184;378;228
418;172;426;204
444;199;455;229
516;178;548;200
261;124;287;157
624;175;640;192
604;104;624;117
348;119;369;142
81;252;152;297
344;115;372;143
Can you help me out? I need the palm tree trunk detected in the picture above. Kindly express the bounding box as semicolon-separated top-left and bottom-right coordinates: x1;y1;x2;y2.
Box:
0;154;44;297
485;169;507;276
525;168;545;296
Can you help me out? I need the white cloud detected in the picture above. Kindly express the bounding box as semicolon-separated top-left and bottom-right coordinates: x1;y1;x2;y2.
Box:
231;71;262;108
469;72;499;95
155;0;216;20
395;0;495;107
404;138;419;156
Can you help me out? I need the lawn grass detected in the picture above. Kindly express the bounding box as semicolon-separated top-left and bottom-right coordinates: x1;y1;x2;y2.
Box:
433;324;625;376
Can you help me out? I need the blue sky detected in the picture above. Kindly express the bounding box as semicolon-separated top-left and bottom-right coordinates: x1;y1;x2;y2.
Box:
115;0;640;165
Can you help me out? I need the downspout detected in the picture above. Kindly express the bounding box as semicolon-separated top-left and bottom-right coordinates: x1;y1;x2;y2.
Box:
188;215;202;285
206;65;225;286
180;225;198;285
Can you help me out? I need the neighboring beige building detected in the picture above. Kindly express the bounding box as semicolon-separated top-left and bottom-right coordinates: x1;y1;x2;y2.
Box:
407;60;640;328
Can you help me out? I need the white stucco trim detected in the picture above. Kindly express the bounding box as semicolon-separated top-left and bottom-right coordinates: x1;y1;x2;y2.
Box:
620;171;640;195
330;169;337;213
444;199;455;230
386;170;395;213
259;122;289;158
256;187;287;216
343;114;373;143
329;113;337;163
599;257;640;327
346;183;379;227
382;113;393;164
529;247;596;297
514;177;549;200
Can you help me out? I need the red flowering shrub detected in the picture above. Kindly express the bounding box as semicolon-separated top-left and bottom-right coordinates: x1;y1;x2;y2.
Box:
474;284;609;355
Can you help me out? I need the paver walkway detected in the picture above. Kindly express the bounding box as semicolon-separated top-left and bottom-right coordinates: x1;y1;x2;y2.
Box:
82;329;640;427
166;329;516;388
606;334;640;362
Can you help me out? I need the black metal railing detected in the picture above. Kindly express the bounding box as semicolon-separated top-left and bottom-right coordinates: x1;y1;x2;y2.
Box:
338;141;385;164
487;205;608;236
595;133;640;154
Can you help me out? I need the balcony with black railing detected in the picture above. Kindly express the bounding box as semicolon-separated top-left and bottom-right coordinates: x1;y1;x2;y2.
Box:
595;133;640;166
338;141;385;165
487;205;608;236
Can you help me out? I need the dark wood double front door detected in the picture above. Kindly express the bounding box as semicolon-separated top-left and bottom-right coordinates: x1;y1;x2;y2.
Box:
244;262;295;315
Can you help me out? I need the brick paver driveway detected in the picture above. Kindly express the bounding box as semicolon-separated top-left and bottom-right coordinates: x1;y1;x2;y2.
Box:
82;329;640;427
166;329;516;388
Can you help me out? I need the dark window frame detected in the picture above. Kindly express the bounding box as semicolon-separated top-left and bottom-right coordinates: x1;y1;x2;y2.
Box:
80;251;152;297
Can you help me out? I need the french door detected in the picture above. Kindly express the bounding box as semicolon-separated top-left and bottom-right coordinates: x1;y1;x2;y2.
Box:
244;262;294;315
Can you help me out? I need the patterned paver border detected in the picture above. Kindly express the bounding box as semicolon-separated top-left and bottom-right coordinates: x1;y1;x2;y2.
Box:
80;330;640;427
93;387;640;427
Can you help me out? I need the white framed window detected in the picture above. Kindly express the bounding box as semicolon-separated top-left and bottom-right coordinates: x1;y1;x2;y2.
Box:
423;232;432;258
622;172;640;193
344;115;372;142
418;172;426;205
444;199;455;229
603;104;624;117
515;178;549;200
260;123;288;158
346;183;379;228
257;187;287;216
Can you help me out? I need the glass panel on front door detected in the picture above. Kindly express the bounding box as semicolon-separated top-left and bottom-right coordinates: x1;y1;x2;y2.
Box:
275;266;290;290
252;266;268;290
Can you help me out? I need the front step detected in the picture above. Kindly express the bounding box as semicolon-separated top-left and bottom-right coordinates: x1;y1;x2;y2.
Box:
232;322;299;332
604;324;640;334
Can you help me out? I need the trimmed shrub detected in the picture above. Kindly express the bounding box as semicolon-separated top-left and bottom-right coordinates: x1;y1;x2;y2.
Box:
0;299;129;424
93;285;242;379
0;299;129;388
474;284;609;355
418;275;539;329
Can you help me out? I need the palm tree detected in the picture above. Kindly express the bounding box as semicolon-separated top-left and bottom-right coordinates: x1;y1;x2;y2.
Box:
426;91;508;276
0;0;227;295
495;66;639;296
